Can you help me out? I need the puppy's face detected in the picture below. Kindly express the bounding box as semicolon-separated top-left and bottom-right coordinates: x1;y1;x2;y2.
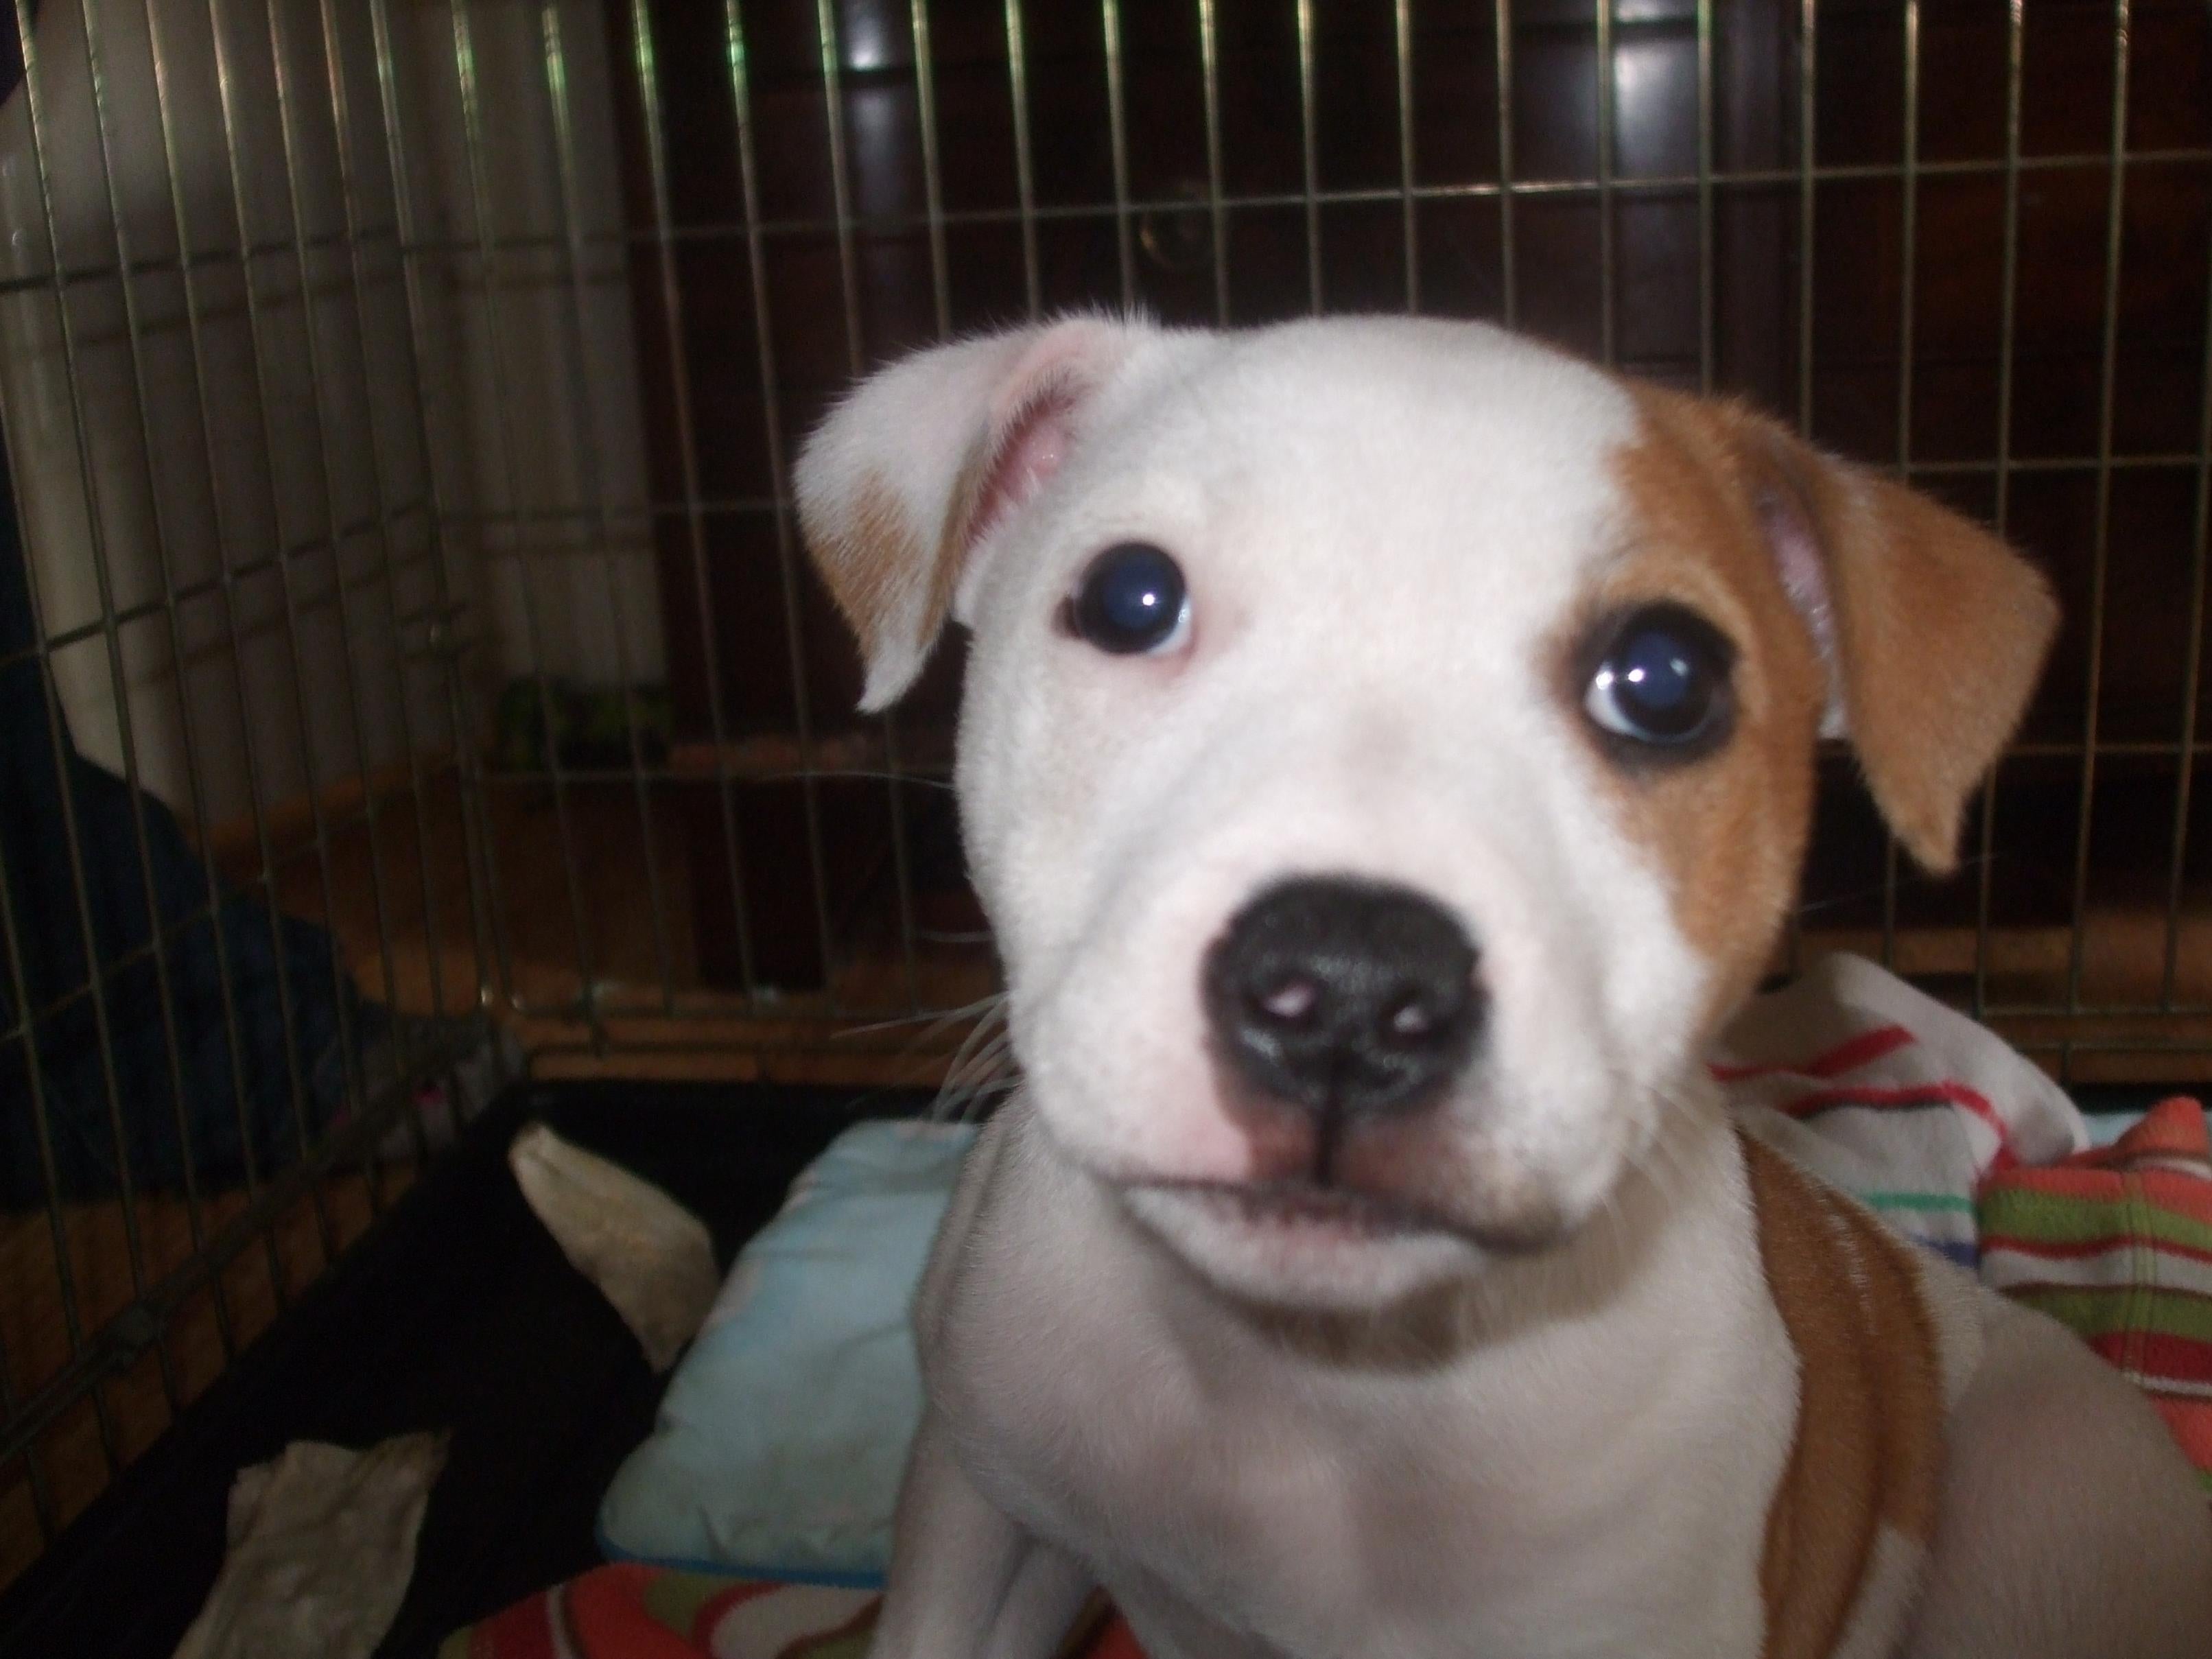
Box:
799;318;2055;1310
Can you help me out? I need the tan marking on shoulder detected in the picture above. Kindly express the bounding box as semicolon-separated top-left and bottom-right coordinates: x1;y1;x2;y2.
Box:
1742;1132;1944;1659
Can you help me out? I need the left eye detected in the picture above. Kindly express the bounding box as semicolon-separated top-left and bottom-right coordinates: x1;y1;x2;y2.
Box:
1583;604;1734;748
1067;542;1191;656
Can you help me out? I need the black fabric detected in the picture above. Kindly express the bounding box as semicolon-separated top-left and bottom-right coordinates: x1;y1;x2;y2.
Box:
0;1079;927;1659
0;431;369;1204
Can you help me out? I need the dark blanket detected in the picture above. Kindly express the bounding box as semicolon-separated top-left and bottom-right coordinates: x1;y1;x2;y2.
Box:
0;430;364;1204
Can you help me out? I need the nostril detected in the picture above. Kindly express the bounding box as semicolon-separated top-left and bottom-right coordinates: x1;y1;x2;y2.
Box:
1253;973;1321;1026
1382;990;1444;1044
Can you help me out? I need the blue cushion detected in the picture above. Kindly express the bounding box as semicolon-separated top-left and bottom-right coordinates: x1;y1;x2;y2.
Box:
597;1119;975;1584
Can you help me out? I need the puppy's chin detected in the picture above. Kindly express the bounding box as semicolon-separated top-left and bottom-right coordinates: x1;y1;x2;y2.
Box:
1118;1181;1516;1312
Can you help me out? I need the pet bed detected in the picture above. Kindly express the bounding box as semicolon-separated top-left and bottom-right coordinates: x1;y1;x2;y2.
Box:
452;1092;2212;1659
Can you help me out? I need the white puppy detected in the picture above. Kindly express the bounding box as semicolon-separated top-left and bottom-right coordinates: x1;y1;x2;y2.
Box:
793;316;2212;1659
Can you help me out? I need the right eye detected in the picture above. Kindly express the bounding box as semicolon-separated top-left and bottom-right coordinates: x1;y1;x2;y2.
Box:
1065;542;1191;656
1581;602;1734;751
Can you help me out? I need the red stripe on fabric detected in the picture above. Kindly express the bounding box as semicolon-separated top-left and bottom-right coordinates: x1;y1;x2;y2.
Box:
565;1566;705;1659
1981;1231;2212;1269
476;1595;560;1659
2149;1397;2212;1474
1988;1166;2212;1214
2086;1330;2212;1382
1708;1024;1917;1083
1076;1616;1151;1659
1777;1080;2015;1166
2073;1097;2212;1168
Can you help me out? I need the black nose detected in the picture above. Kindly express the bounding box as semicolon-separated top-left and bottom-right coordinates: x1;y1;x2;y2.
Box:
1203;877;1483;1119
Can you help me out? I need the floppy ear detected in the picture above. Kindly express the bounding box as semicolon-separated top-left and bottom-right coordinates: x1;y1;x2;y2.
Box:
794;316;1150;711
1719;405;2060;874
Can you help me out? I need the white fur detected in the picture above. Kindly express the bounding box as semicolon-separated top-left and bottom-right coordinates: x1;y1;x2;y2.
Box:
792;316;2212;1659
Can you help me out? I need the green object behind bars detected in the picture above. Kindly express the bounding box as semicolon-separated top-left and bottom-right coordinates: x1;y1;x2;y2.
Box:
493;679;672;774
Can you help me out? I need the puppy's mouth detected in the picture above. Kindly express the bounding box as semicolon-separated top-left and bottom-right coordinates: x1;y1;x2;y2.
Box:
1128;1173;1560;1256
1142;1177;1453;1240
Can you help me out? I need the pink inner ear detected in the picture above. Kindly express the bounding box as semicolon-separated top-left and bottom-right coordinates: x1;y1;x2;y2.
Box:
1761;489;1837;659
963;386;1079;555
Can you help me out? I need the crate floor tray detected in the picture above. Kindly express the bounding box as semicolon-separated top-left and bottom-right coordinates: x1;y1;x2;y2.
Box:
0;1081;926;1659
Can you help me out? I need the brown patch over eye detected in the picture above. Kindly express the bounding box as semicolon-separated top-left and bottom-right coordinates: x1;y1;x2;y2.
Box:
1575;386;1833;1033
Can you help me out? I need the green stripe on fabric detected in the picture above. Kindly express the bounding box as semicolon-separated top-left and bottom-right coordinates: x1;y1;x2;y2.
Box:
1857;1191;1976;1215
642;1570;733;1637
2007;1285;2212;1345
1979;1186;2212;1256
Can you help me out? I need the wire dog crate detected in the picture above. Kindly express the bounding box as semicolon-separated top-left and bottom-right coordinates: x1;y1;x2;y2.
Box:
0;0;2208;1607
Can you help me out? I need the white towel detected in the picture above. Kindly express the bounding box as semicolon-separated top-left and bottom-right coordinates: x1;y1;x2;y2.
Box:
1713;952;2089;1266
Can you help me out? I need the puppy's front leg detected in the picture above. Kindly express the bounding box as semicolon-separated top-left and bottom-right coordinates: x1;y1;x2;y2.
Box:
870;1407;1095;1659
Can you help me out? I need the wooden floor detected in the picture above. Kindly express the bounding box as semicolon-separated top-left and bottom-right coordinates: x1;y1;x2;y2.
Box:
0;1167;406;1590
9;756;2212;1597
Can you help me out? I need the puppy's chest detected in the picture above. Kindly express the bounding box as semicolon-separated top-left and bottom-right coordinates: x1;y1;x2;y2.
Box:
934;1232;1774;1658
949;1326;1579;1654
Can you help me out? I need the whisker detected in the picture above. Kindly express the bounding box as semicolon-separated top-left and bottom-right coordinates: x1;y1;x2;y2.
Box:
836;992;1009;1042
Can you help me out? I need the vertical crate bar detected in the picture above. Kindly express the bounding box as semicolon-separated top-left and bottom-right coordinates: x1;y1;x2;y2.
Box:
2064;0;2132;1016
1881;0;1921;971
626;0;762;998
539;0;679;1016
2163;216;2212;1009
1785;0;1815;976
263;0;432;1189
1295;0;1319;314
309;0;466;1101
809;0;884;1008
1695;0;1713;394
1004;0;1042;318
447;0;606;1041
366;0;510;1023
1393;0;1416;314
1973;0;2027;1020
1593;0;1613;364
1493;0;1515;327
1197;0;1227;322
1101;0;1135;308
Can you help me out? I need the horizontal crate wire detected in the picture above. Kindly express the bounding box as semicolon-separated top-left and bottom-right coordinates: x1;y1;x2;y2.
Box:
0;0;2209;1596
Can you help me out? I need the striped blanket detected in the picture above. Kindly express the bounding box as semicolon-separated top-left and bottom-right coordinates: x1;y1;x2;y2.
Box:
1979;1095;2212;1497
1715;952;2088;1267
438;1568;1142;1659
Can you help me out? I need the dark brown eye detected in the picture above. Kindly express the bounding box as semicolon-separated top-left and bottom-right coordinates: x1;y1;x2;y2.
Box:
1068;543;1190;655
1583;604;1734;751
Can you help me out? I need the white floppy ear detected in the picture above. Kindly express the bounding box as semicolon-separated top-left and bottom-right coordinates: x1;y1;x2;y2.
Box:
795;316;1149;711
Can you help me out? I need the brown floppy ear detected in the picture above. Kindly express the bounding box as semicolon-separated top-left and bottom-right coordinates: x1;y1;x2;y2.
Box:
1719;405;2060;873
794;316;1151;711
